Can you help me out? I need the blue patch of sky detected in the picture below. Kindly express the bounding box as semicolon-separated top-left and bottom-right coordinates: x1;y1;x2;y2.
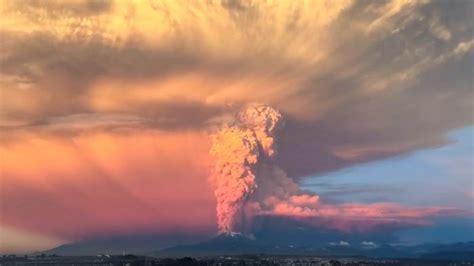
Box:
301;126;473;210
300;126;473;244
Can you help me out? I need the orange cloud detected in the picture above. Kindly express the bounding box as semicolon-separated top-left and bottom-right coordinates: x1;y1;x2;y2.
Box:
0;130;216;240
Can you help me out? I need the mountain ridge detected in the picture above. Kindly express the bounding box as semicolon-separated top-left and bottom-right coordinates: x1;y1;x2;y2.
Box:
39;235;474;261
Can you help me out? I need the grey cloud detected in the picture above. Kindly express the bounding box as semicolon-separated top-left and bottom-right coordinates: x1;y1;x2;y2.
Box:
0;101;227;135
301;182;403;204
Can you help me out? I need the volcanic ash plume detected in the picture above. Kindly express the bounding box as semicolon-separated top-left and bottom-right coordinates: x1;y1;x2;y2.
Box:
210;104;284;233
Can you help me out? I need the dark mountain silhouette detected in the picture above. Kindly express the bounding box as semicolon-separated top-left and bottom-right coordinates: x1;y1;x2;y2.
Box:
39;234;209;256
153;233;278;257
38;233;474;261
153;236;413;258
152;234;474;261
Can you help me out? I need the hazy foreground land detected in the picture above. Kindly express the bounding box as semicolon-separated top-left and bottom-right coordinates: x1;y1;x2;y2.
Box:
1;254;473;266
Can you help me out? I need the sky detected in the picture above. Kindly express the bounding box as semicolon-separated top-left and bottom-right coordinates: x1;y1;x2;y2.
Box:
302;126;474;244
0;0;473;254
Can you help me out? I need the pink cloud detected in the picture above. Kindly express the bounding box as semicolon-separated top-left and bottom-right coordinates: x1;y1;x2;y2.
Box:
0;131;217;240
260;198;466;232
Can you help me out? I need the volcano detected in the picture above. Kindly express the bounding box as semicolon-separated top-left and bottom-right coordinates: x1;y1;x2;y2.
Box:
152;232;283;257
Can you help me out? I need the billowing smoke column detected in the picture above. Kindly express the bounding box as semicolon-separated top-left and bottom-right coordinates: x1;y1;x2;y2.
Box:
210;104;284;233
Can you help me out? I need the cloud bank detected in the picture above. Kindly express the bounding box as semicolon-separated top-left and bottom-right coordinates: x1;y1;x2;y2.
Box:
0;0;473;252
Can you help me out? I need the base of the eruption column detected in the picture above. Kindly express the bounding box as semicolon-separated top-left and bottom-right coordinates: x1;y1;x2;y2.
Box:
154;231;273;257
218;231;245;237
216;231;258;241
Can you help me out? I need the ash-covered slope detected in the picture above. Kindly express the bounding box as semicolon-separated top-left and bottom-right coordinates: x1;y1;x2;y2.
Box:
153;233;285;257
